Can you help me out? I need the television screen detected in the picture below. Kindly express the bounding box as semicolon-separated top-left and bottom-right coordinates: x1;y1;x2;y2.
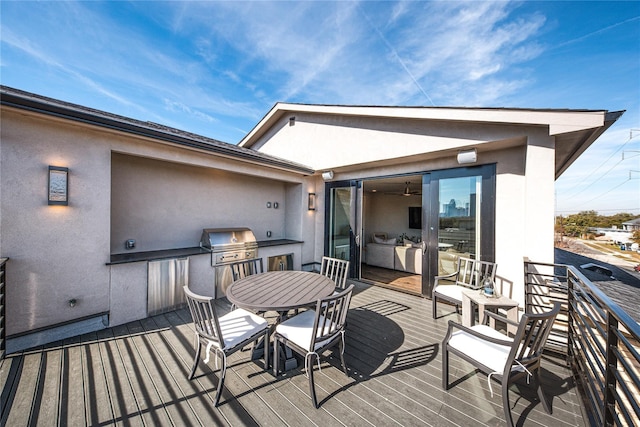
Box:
408;207;421;229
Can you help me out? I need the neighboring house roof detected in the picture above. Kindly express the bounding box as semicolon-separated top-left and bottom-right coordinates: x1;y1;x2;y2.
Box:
239;103;624;179
0;86;314;175
555;248;640;323
622;218;640;227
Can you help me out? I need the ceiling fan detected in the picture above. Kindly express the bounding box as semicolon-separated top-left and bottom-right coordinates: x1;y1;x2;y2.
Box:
386;181;421;196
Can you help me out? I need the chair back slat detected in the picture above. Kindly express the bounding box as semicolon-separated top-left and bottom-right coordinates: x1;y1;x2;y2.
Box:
183;286;224;348
231;258;264;281
310;284;354;350
508;302;561;371
320;256;350;289
455;257;497;289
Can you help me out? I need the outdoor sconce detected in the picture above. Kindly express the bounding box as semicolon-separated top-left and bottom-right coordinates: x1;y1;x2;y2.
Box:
308;193;316;211
322;171;334;180
457;149;477;165
48;166;69;205
289;116;296;126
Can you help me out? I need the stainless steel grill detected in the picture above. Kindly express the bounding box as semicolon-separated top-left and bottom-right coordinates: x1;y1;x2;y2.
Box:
199;227;258;297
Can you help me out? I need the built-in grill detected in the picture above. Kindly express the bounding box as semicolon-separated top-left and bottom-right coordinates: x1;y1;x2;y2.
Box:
200;227;258;298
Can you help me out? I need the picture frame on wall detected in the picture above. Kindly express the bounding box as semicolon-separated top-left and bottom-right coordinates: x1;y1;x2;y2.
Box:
408;206;421;229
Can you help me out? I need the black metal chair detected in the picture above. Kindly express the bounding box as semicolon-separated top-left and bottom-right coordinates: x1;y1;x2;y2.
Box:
273;284;354;408
230;258;264;281
320;256;350;291
183;285;269;406
432;256;497;319
442;302;561;427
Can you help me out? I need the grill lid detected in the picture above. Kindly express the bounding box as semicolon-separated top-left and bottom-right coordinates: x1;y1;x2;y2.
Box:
200;227;257;252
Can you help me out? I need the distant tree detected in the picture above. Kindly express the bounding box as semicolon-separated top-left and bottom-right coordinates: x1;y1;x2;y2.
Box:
556;212;640;238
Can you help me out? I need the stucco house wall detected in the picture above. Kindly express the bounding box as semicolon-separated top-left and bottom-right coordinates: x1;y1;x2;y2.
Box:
1;109;112;335
1;106;313;337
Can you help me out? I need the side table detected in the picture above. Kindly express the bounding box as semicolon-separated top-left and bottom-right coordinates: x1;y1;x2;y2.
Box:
461;289;519;335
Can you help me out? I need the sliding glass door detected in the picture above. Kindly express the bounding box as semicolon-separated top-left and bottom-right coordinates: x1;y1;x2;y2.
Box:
325;180;361;277
422;165;495;296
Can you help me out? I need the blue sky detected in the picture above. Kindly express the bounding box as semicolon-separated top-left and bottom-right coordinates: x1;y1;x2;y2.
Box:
2;1;639;215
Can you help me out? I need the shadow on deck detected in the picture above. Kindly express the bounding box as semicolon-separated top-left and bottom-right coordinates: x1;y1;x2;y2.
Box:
0;281;585;426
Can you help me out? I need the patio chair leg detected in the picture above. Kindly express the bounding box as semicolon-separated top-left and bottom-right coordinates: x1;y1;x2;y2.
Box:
189;338;202;380
442;347;449;390
502;383;514;427
307;353;319;408
273;337;280;376
432;296;437;319
338;338;348;376
534;370;552;414
214;351;226;407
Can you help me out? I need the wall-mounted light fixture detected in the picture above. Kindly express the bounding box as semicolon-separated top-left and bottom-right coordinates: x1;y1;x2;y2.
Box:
457;148;477;165
322;171;334;180
289;116;296;126
308;193;316;211
48;166;69;205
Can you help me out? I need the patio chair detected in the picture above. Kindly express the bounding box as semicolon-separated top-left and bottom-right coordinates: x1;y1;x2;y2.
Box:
183;285;269;406
432;257;496;319
273;284;354;408
320;256;350;290
442;302;561;427
230;258;264;281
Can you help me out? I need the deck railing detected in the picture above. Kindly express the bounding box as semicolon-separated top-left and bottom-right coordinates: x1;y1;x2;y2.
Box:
524;258;640;427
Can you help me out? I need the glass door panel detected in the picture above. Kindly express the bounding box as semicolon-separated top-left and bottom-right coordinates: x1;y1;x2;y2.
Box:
437;176;481;276
326;182;360;277
328;187;353;261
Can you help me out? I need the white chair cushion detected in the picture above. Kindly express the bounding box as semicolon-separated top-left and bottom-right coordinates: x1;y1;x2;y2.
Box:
448;325;513;373
275;310;336;351
434;285;464;302
217;308;268;349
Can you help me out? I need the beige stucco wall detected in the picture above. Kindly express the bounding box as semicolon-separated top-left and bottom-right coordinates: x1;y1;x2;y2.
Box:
1;110;112;335
1;107;313;336
252;112;528;171
111;153;298;251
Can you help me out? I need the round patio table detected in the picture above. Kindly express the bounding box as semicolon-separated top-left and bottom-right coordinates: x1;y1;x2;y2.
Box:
226;270;336;372
226;270;335;313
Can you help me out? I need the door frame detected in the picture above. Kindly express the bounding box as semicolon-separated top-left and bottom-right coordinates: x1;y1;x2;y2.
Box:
323;180;362;278
422;164;496;296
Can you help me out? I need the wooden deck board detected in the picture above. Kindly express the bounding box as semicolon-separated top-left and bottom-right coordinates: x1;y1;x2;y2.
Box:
0;281;586;426
61;335;89;426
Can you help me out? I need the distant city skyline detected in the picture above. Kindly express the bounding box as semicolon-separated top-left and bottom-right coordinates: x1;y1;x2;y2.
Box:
2;1;638;214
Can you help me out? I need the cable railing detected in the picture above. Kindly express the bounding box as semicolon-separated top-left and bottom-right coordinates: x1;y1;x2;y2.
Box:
524;258;640;426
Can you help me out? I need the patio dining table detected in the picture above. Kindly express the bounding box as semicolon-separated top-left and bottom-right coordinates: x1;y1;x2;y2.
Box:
226;270;336;371
226;270;335;316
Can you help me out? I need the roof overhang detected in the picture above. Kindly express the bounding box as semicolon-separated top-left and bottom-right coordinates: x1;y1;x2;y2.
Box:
240;103;624;178
0;86;314;175
554;110;624;179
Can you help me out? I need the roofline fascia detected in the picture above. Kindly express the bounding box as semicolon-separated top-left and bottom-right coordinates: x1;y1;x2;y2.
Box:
239;103;612;148
555;110;625;179
1;90;314;175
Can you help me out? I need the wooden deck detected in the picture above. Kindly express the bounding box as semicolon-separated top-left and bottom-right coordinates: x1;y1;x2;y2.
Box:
1;282;585;426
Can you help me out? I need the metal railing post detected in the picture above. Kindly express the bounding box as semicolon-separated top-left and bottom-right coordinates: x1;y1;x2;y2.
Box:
604;312;618;427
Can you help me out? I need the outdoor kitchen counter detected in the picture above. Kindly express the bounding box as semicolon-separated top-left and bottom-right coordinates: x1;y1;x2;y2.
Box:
107;247;208;265
256;238;303;247
107;239;302;265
